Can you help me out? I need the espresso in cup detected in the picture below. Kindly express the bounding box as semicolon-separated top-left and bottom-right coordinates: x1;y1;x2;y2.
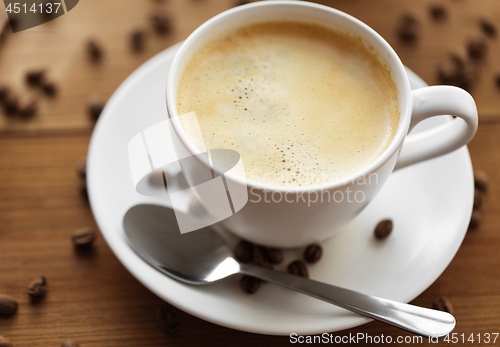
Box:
177;21;399;186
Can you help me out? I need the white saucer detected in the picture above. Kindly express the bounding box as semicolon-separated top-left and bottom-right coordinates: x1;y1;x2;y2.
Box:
87;43;474;336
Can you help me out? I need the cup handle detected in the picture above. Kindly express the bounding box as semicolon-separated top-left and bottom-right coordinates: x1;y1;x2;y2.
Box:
394;86;478;170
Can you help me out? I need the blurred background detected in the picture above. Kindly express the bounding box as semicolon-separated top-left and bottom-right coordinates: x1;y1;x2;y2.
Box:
1;0;500;132
0;1;499;346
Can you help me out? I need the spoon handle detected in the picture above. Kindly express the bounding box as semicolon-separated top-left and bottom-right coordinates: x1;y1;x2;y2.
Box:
239;263;455;337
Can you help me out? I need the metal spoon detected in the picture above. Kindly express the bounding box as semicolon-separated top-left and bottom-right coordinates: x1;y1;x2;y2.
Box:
123;204;455;337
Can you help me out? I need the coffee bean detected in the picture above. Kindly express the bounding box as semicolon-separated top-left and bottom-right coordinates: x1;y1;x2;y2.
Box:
0;295;18;317
429;4;447;21
26;68;46;86
265;247;283;265
2;92;19;115
253;246;271;267
432;296;454;314
150;13;172;35
467;38;488;60
474;187;484;208
18;95;38;118
28;275;48;300
130;29;147;52
240;275;261;294
480;17;497;38
304;243;322;264
374;219;393;239
156;306;180;332
61;341;80;347
234;0;250;6
474;170;489;192
41;79;57;97
88;96;104;121
0;85;9;102
79;181;88;200
234;240;254;263
87;40;104;62
437;52;478;91
287;260;309;278
474;188;484;209
0;335;12;347
72;228;96;248
76;157;87;180
468;210;481;231
397;14;421;43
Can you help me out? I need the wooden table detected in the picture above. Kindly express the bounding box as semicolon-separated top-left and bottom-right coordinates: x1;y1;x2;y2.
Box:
1;1;499;346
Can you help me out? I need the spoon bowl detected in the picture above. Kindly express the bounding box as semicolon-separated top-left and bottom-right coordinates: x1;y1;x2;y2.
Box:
124;204;238;284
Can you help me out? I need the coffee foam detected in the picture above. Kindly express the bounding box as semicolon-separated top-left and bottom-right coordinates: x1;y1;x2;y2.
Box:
177;21;400;187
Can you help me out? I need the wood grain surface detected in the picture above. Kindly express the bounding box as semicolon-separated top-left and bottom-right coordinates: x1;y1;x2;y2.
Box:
1;0;500;346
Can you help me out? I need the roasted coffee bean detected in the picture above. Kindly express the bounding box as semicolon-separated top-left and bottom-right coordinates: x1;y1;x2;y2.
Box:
18;95;38;118
253;246;270;267
150;13;172;35
0;85;9;102
130;29;146;52
468;210;481;231
480;17;497;38
398;14;421;43
0;335;12;347
234;240;254;263
287;260;309;278
304;243;322;264
235;0;250;6
374;219;393;239
28;275;48;300
474;170;489;192
265;247;283;265
439;51;466;77
240;275;261;294
80;181;88;200
0;295;18;317
61;341;80;347
156;306;180;332
76;157;87;180
72;228;96;247
474;187;484;209
432;296;454;314
429;4;447;21
41;79;57;97
467;38;488;60
26;68;46;86
88;96;104;121
437;52;478;91
2;92;19;115
87;40;104;62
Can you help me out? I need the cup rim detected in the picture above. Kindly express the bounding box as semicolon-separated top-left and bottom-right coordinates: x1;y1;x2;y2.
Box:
167;0;412;193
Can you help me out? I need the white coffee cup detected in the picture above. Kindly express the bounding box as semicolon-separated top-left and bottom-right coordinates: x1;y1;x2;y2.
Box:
166;1;478;248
